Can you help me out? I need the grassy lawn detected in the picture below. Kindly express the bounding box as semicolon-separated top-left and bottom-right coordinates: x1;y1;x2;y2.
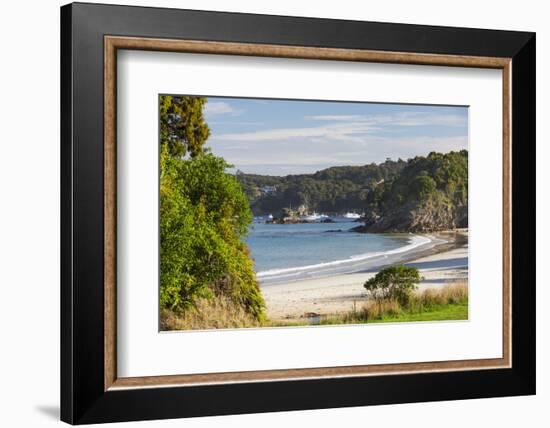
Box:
368;302;468;323
315;301;468;326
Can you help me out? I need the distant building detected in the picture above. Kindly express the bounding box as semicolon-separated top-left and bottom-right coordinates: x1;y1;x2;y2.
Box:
260;185;277;195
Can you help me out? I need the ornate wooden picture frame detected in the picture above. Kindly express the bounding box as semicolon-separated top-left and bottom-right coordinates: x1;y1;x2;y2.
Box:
61;2;535;424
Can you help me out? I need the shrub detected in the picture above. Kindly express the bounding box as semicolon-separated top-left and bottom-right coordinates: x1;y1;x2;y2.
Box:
364;265;420;306
160;146;265;322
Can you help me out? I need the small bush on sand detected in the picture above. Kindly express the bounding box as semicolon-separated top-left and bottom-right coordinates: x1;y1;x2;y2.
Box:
364;265;421;306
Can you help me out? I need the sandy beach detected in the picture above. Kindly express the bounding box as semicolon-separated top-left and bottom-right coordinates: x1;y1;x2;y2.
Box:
261;232;468;323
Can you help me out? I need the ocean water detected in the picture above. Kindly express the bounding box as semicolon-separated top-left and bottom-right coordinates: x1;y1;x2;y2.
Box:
246;220;436;285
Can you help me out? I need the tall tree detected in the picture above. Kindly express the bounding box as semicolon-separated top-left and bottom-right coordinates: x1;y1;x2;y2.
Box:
159;95;265;326
160;95;210;158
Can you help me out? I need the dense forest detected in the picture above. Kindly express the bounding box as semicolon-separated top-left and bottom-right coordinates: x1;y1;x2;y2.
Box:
237;159;407;215
237;150;468;232
359;150;468;232
159;95;264;329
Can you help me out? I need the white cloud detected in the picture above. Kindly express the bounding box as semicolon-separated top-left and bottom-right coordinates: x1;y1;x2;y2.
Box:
304;115;365;121
209;121;264;126
214;111;466;144
389;112;467;127
306;111;467;127
214;122;379;142
204;101;241;116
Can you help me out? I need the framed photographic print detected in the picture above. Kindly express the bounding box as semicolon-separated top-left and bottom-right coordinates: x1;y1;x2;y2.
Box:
60;2;535;424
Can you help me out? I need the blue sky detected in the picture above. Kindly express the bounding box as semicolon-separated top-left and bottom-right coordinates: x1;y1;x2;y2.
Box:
202;96;468;176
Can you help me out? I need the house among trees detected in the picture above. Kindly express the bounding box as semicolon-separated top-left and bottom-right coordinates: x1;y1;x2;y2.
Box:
260;185;277;195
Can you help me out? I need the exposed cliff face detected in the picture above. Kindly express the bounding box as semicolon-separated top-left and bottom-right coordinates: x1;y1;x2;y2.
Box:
354;200;467;233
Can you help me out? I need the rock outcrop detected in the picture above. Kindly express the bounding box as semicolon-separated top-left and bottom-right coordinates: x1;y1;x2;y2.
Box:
352;200;467;233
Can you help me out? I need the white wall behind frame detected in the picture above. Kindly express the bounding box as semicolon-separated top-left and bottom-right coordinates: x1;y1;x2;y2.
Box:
0;1;545;428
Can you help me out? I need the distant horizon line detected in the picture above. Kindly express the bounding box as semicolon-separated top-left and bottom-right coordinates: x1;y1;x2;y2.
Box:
229;148;468;177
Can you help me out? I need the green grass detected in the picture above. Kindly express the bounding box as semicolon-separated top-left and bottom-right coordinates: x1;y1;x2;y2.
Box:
367;302;468;323
318;282;469;326
317;301;468;326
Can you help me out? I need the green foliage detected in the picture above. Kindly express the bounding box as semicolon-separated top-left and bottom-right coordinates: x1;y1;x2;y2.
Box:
376;150;468;211
412;174;437;200
364;265;421;306
160;95;210;158
159;96;265;323
237;159;407;215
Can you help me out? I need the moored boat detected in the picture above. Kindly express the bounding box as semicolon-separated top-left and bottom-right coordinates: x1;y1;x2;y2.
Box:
343;212;361;219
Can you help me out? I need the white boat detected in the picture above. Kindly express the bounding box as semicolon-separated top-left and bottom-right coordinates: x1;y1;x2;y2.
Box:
343;212;361;219
301;212;326;222
254;214;274;223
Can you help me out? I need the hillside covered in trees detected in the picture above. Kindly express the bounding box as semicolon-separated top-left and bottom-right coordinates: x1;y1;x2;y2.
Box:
237;150;468;232
237;159;407;216
358;150;468;232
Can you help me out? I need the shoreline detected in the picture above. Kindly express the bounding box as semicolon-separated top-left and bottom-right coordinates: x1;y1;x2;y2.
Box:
261;230;468;323
256;231;450;286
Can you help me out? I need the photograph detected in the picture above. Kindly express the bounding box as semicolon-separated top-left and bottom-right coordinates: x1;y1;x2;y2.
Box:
159;95;469;330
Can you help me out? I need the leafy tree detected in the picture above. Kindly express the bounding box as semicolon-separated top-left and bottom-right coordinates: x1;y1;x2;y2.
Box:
412;174;437;200
364;265;421;305
159;96;265;322
160;95;210;158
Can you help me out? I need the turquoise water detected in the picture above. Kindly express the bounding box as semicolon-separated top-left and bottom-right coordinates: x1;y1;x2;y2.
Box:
246;220;433;285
